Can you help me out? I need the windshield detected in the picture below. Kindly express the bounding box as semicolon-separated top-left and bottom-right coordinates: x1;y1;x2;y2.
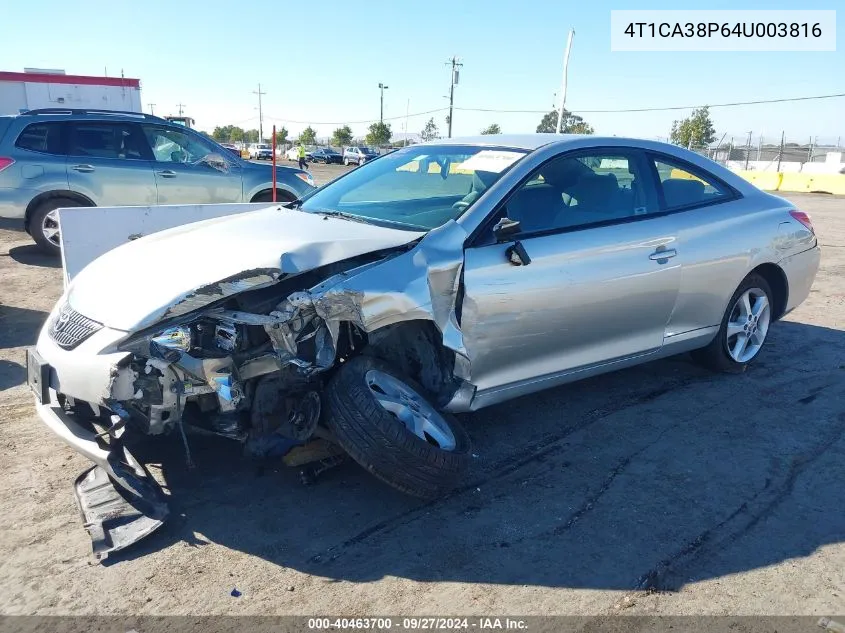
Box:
256;144;270;149
299;144;528;230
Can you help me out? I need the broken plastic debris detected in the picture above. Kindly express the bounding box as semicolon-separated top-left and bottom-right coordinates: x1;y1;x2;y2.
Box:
231;587;242;597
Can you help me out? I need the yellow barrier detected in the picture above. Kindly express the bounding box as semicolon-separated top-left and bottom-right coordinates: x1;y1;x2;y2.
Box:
735;170;783;191
779;173;845;195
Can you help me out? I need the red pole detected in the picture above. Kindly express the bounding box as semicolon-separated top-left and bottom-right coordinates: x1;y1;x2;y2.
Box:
271;125;277;202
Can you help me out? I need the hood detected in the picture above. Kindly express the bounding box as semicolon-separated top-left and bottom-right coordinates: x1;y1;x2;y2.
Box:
67;207;424;332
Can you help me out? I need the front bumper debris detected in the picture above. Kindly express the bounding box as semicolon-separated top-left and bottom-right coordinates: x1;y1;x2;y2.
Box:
34;399;169;561
75;463;168;561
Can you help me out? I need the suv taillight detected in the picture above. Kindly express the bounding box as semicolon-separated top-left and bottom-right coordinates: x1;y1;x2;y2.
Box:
0;157;14;172
789;210;815;234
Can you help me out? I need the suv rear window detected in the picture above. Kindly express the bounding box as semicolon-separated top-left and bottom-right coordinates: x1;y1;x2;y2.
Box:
15;123;65;155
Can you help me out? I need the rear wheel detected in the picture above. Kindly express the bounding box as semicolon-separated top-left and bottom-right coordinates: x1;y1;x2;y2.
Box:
29;197;87;256
692;273;773;373
343;158;350;166
325;356;471;498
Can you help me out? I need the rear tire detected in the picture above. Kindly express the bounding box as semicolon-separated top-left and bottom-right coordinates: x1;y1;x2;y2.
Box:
691;273;774;373
29;197;86;256
325;356;471;499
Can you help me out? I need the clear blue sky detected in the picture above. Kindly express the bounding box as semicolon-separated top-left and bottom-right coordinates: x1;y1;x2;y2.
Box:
4;0;843;144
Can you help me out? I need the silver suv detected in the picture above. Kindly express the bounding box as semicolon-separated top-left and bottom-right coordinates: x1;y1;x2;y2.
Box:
0;109;316;254
342;145;379;166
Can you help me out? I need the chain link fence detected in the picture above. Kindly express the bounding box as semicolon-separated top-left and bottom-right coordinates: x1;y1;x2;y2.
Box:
676;134;845;173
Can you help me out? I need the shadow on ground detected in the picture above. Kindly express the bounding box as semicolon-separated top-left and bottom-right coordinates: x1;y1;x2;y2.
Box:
96;320;845;592
0;359;26;391
0;305;49;351
7;244;61;269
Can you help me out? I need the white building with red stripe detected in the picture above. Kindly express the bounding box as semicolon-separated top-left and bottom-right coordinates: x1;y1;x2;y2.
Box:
0;69;142;114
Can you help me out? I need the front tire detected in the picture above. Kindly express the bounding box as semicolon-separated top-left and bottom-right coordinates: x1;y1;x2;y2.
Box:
325;356;471;498
692;273;773;373
29;197;86;256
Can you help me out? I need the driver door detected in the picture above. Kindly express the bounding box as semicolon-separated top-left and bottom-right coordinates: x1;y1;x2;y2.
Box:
140;125;243;204
460;148;682;400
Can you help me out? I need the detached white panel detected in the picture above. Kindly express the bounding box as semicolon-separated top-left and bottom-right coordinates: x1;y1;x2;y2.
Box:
59;203;272;284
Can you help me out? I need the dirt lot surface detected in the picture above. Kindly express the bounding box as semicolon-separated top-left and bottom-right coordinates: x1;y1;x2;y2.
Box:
0;182;843;616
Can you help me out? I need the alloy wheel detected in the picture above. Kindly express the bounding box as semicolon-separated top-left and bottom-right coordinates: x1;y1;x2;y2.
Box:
364;369;457;451
726;287;771;363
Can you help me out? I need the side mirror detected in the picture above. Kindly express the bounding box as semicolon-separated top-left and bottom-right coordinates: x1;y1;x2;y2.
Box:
493;216;521;242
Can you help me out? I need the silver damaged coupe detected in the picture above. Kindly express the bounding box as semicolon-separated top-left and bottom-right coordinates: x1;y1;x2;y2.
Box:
28;134;820;558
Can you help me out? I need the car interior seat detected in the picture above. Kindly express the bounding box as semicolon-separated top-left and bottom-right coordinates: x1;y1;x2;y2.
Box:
661;178;706;208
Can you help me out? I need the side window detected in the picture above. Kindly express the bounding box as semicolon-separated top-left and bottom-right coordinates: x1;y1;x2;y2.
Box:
651;156;733;210
69;123;146;160
506;151;658;234
15;123;65;155
142;126;214;164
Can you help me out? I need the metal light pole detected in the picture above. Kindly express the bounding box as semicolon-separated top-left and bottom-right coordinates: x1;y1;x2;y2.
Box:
378;83;389;123
253;83;266;142
148;103;156;115
555;30;575;134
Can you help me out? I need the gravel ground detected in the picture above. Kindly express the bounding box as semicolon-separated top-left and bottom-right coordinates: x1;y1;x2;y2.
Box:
0;186;842;616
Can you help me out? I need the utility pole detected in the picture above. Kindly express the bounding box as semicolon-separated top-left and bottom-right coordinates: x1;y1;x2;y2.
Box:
776;130;785;172
176;103;186;116
744;131;752;170
446;56;462;138
405;98;410;146
148;103;156;116
756;132;763;161
253;84;266;142
555;29;575;134
378;83;389;123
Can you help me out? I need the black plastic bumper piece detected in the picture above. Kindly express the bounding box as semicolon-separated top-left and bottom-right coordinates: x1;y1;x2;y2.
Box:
74;461;169;562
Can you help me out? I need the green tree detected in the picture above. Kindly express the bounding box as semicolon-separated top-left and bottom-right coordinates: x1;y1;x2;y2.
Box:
212;125;246;143
332;125;354;147
299;126;317;145
272;126;288;145
480;123;501;135
244;129;260;143
670;106;716;149
421;118;439;141
536;109;594;134
365;122;392;147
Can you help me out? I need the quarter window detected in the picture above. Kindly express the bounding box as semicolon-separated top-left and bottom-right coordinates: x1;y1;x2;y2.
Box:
651;157;732;209
70;123;146;160
505;151;657;234
15;123;65;155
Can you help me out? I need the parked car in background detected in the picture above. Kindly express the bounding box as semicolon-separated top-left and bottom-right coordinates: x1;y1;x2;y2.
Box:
219;143;241;158
309;147;343;164
285;145;315;161
343;146;379;165
0;109;316;254
248;143;273;160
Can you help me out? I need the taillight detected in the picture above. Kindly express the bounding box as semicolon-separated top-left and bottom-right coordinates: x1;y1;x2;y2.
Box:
0;157;14;172
789;210;814;234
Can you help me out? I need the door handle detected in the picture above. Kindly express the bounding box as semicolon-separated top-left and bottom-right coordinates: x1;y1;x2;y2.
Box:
157;170;177;178
71;164;95;173
649;248;677;261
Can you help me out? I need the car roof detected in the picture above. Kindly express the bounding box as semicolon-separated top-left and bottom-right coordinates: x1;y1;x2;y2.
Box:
428;134;581;150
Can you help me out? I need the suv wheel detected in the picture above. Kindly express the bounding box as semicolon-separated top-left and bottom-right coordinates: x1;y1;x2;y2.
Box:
343;158;350;166
30;197;87;256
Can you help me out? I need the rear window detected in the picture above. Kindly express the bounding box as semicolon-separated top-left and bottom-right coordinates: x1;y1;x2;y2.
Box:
651;156;733;209
15;123;65;155
70;123;146;160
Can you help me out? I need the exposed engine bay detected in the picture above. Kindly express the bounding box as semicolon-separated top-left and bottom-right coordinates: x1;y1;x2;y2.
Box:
97;246;467;463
